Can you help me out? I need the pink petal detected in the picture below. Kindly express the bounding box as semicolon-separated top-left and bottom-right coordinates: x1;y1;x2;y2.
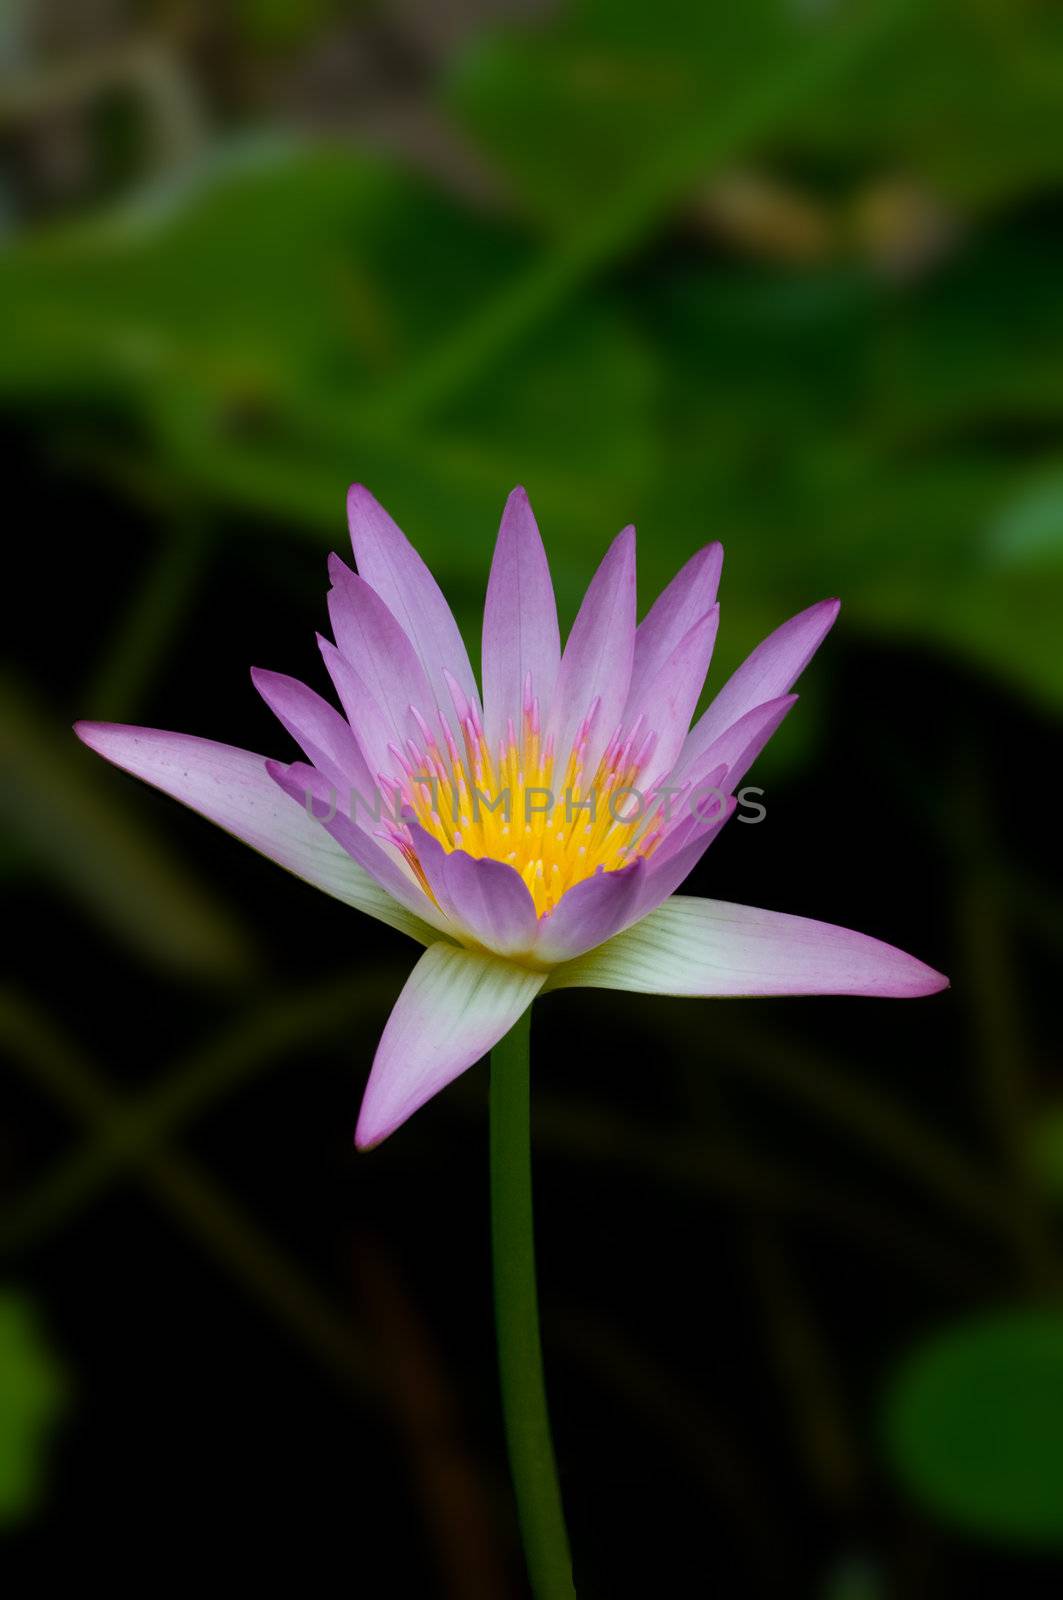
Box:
546;526;637;780
266;759;451;938
680;598;839;774
481;486;561;754
678;694;798;795
326;557;434;760
406;823;539;958
355;944;546;1148
533;860;646;964
546;895;949;998
346;484;480;722
73;723;438;943
251;667;375;798
318;635;404;790
623;607;719;788
631;796;737;919
629;542;723;704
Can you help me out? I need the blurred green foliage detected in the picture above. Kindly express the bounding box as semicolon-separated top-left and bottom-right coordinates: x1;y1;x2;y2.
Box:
882;1308;1063;1546
0;0;1061;712
0;1289;67;1527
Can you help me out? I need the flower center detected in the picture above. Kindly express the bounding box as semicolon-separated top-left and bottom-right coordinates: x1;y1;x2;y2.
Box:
379;685;667;918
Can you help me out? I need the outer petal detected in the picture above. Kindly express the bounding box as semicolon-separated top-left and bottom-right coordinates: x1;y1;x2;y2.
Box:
406;823;539;958
251;667;375;798
481;487;561;753
678;598;839;775
73;723;439;945
266;760;452;939
545;895;949;998
622;607;719;788
629;542;723;705
533;860;645;965
356;943;546;1148
346;484;480;720
546;525;636;780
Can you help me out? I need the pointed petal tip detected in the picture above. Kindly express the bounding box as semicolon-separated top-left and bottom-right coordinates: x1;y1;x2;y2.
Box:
795;595;841;629
354;1120;386;1153
327;550;352;586
873;963;950;999
73;718;128;754
263;755;290;786
693;540;724;575
346;482;376;513
603;521;637;577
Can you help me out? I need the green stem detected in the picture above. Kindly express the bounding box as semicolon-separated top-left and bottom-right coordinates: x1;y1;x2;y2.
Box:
490;1008;576;1599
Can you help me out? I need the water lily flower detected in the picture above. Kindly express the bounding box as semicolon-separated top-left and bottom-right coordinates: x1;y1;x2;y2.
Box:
75;486;947;1149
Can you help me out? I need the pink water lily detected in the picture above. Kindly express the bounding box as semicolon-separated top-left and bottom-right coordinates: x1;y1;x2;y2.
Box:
75;486;947;1148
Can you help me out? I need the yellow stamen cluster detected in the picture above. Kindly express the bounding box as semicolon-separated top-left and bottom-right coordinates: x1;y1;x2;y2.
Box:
387;699;664;918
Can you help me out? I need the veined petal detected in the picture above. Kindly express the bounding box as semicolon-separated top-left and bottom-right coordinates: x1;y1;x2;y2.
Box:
533;860;645;965
355;943;545;1148
624;607;719;788
73;723;439;945
482;487;561;754
680;598;839;774
629;542;723;704
266;760;452;939
251;667;375;798
547;525;636;779
326;557;433;753
346;484;480;721
545;895;949;998
406;823;539;958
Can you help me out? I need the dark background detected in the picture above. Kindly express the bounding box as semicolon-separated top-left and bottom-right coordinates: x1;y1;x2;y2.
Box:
2;2;1062;1594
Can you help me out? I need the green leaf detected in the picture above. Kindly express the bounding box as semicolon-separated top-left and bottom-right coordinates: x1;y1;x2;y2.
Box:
0;145;659;575
794;1;1063;210
882;1308;1063;1546
627;245;1063;710
449;0;907;231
